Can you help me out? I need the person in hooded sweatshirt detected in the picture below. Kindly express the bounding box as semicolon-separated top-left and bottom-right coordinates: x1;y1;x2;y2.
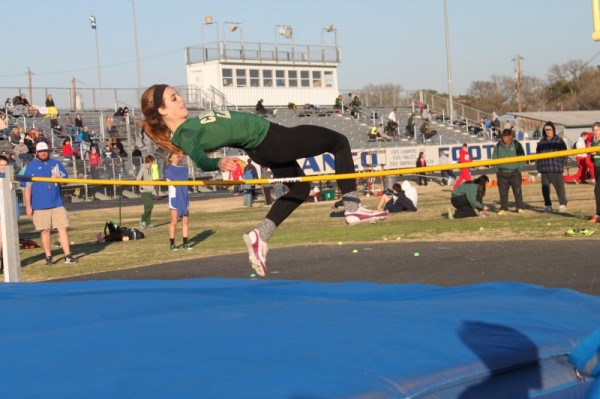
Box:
536;121;568;213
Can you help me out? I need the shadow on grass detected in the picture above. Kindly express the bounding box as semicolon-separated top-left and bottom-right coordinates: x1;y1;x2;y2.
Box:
188;229;216;246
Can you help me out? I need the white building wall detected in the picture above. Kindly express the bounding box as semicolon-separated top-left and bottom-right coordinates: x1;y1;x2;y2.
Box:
186;60;340;108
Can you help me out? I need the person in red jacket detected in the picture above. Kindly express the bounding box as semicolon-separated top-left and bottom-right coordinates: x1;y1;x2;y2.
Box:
453;143;472;190
88;146;101;179
61;138;73;159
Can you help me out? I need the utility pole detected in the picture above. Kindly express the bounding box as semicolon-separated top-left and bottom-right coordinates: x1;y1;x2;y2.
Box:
514;55;524;112
71;78;77;111
27;67;33;102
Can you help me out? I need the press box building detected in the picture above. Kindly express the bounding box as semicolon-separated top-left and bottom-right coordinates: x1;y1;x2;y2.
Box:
184;23;341;109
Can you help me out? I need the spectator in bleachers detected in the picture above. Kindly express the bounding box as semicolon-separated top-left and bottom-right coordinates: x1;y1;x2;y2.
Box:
388;108;397;124
16;139;29;161
256;99;267;115
334;95;343;109
88;146;101;179
114;138;127;158
378;123;393;141
132;146;143;174
45;94;55;108
351;95;361;119
77;127;92;159
10;127;21;144
421;104;431;120
406;113;416;139
61;138;73;159
24;132;36;154
419;119;437;141
0;113;7;138
62;113;77;136
114;107;124;117
367;126;379;142
74;113;84;133
4;98;13;114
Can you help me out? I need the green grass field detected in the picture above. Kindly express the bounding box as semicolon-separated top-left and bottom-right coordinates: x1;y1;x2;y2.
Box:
14;180;598;282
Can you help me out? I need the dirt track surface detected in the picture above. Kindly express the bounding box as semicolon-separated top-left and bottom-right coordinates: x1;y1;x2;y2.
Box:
57;240;600;296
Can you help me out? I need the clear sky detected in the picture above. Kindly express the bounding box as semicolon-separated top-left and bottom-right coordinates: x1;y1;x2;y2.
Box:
1;0;598;100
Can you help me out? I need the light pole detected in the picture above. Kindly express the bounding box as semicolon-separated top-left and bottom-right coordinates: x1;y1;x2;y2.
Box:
203;16;220;60
274;25;293;62
443;0;454;125
223;21;243;59
321;24;338;63
131;0;142;102
89;15;105;140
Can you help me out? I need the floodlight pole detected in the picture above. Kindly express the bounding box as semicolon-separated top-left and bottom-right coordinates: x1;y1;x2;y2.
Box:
90;15;105;140
443;0;454;125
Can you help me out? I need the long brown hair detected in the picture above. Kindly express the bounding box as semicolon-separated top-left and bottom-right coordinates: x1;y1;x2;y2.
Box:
140;84;182;153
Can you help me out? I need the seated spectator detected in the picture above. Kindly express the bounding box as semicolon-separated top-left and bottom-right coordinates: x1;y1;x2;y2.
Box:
114;138;127;157
334;95;343;109
62;113;77;136
255;99;267;115
10;127;21;144
0;113;7;138
4;98;13;114
378;123;394;141
406;113;415;138
419;119;438;141
367;126;379;142
376;183;417;213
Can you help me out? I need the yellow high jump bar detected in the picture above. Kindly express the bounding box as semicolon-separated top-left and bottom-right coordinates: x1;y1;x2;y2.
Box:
14;146;600;187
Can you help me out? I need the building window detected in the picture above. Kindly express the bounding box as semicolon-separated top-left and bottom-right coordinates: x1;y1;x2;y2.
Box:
263;70;273;87
300;71;310;87
250;69;260;87
288;70;298;87
312;71;322;87
276;70;286;87
236;69;247;87
324;71;333;88
222;68;233;87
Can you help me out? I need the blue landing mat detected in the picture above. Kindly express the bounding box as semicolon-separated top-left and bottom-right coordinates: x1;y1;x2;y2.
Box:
0;279;598;398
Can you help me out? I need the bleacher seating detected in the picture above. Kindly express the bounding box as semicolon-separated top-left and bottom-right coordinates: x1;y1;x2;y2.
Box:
266;106;488;149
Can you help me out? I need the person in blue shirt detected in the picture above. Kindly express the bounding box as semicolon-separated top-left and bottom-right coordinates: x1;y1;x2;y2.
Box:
23;142;78;265
164;151;192;252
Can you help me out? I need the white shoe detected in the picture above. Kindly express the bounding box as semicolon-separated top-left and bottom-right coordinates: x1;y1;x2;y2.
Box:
344;206;388;226
558;205;566;213
243;229;268;276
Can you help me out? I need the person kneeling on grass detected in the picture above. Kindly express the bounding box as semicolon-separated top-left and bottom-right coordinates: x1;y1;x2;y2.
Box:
140;84;387;277
448;175;490;219
377;183;417;213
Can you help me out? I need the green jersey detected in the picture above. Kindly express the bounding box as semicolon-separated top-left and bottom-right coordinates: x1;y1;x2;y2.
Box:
451;182;484;210
170;110;270;171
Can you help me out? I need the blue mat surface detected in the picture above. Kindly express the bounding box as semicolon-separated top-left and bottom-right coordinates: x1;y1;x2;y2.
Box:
1;279;598;398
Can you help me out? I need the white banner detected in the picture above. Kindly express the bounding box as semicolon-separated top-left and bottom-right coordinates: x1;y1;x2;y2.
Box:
297;140;540;176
